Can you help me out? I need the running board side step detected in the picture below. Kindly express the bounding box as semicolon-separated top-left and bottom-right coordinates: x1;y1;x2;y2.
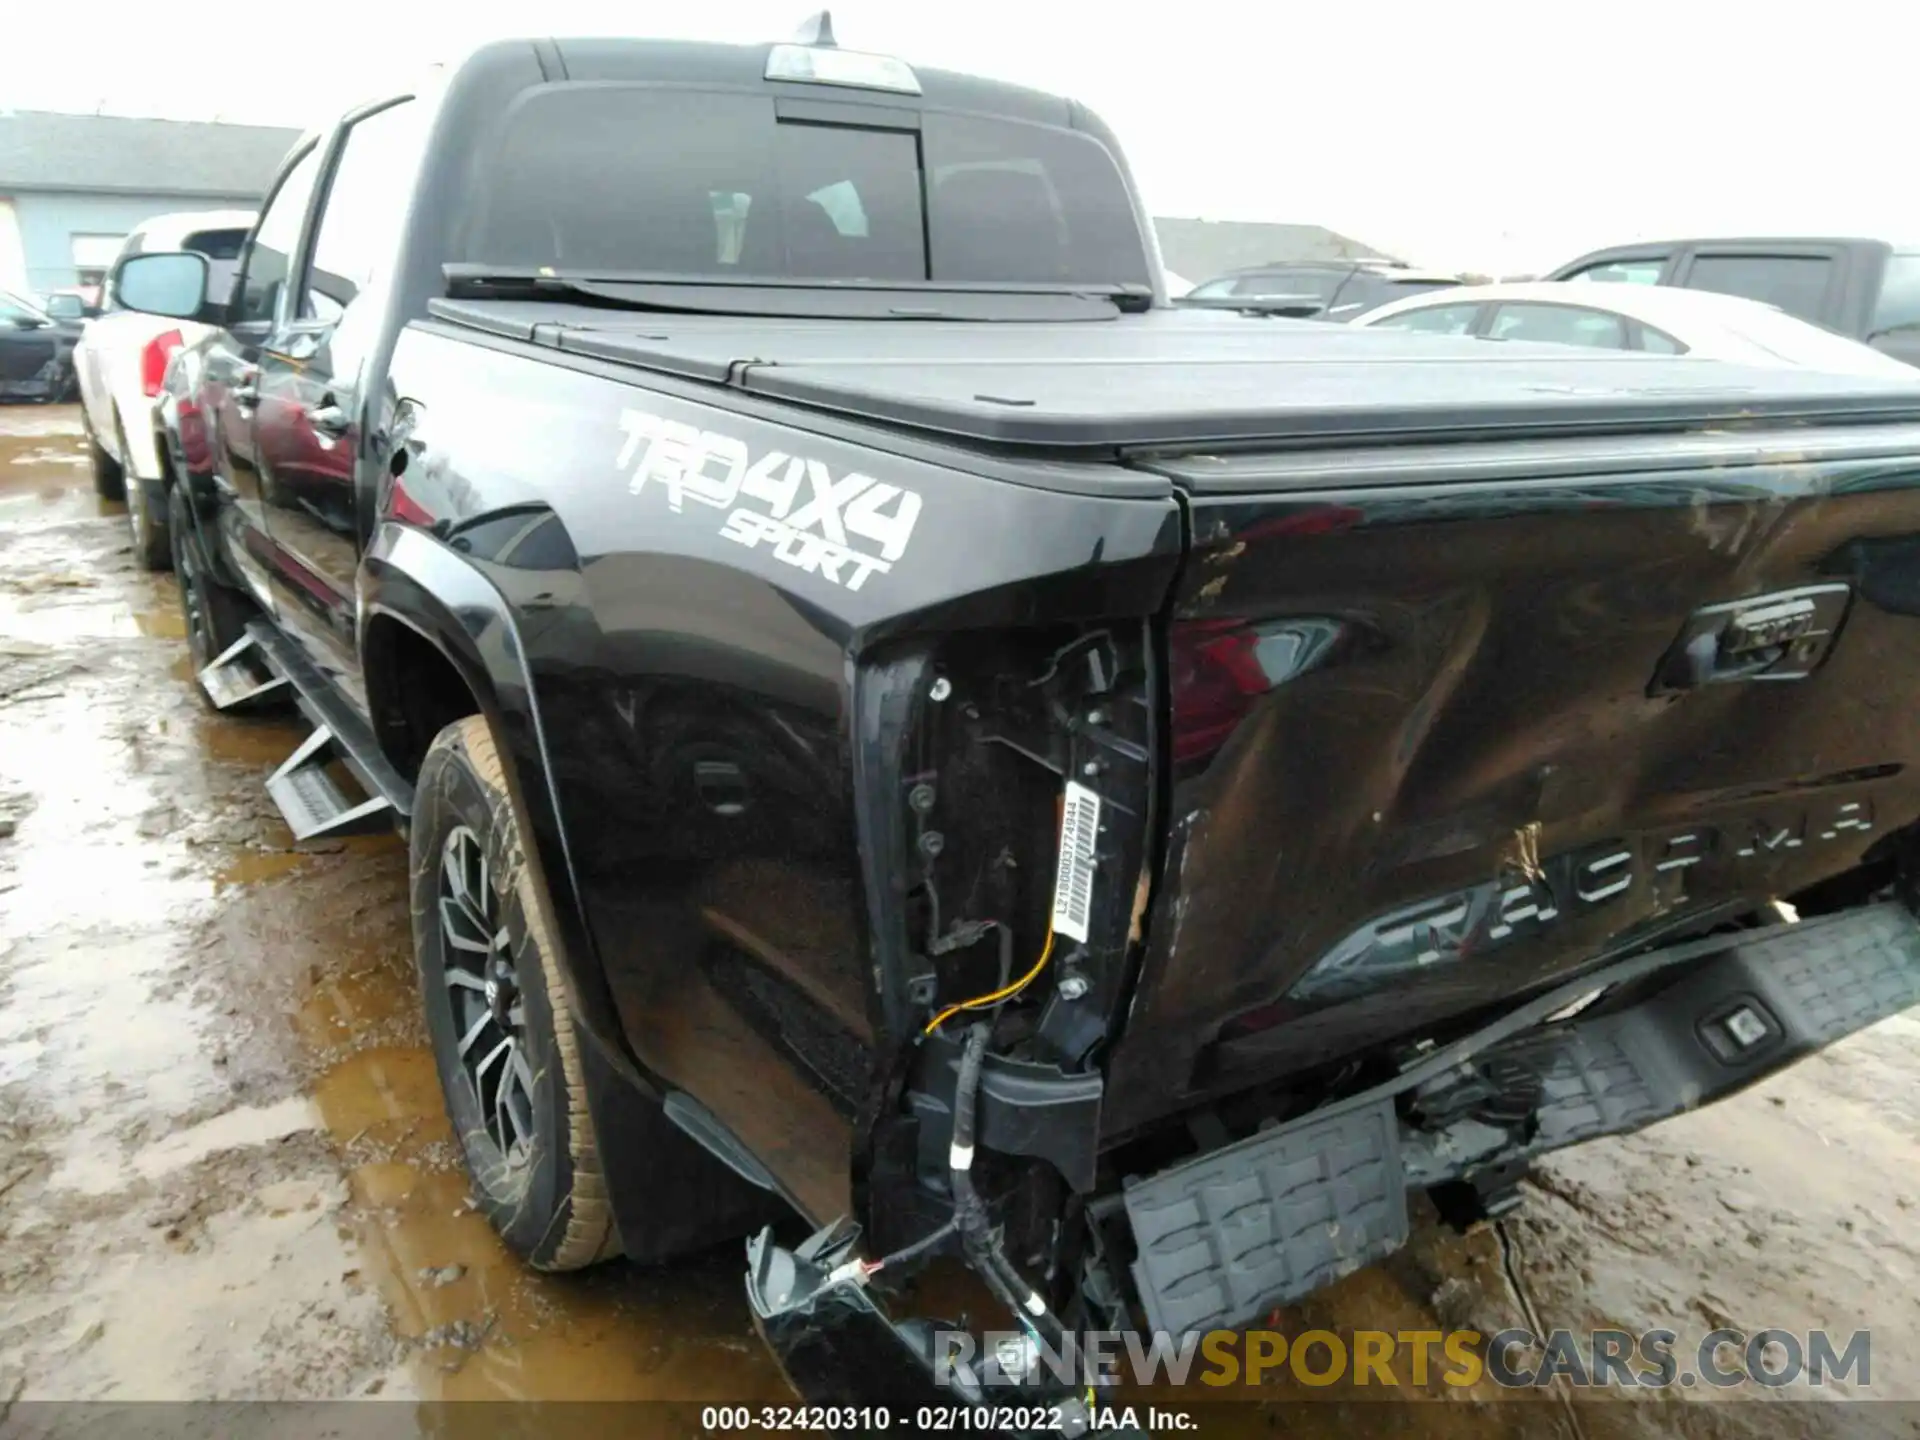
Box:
266;723;396;840
198;632;291;711
1121;902;1920;1336
210;620;414;841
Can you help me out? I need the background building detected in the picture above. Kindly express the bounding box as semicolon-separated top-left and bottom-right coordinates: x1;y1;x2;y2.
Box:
0;111;298;299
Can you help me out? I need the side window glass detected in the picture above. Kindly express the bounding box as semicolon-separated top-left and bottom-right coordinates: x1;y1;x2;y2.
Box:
235;147;323;326
1566;258;1667;285
1637;325;1686;354
1870;255;1920;336
1684;254;1834;325
304;99;425;322
1488;303;1628;349
1373;303;1480;335
182;228;252;320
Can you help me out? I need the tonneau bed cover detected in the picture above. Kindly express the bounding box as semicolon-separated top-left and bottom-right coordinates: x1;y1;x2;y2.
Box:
427;298;1920;452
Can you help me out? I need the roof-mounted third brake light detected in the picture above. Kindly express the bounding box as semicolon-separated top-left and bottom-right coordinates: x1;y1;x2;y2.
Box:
766;10;921;95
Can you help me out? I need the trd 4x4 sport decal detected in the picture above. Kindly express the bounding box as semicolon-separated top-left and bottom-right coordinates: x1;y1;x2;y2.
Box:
615;408;923;592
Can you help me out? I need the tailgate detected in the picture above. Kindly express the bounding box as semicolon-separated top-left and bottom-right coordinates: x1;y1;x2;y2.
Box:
1102;423;1920;1135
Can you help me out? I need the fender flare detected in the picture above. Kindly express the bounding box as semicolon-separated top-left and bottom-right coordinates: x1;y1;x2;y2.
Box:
358;521;649;1095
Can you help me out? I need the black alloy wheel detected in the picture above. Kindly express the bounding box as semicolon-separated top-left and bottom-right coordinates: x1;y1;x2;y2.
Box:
410;715;619;1270
438;823;538;1167
166;482;250;701
169;484;216;671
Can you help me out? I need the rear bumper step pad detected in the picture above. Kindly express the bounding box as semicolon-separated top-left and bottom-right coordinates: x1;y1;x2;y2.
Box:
1124;902;1920;1336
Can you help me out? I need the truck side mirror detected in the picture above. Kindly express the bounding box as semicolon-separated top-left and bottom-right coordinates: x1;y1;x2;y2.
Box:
113;252;211;321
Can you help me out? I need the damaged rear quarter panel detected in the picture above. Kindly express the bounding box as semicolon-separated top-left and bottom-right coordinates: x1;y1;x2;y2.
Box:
385;325;1181;1222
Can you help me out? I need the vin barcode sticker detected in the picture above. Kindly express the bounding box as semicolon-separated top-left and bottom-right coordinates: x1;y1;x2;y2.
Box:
1051;781;1102;944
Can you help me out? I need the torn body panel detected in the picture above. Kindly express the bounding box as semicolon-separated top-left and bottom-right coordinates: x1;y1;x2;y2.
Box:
1103;429;1920;1136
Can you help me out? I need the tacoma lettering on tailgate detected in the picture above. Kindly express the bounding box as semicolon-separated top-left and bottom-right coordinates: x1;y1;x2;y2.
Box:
616;408;923;591
1289;797;1878;1000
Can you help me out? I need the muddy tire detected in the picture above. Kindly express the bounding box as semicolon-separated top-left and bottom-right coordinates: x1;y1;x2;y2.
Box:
88;427;125;501
127;474;170;571
167;482;251;689
411;715;621;1272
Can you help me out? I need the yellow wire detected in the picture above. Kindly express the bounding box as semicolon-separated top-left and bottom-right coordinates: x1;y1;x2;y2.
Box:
922;927;1056;1036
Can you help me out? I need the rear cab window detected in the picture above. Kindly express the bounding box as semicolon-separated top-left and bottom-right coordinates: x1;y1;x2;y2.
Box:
462;86;1151;288
1679;251;1838;326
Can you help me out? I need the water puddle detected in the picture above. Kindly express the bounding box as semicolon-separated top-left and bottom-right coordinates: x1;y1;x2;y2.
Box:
0;411;788;1405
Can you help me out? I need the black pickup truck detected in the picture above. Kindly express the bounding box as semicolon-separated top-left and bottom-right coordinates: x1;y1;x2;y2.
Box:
114;18;1920;1425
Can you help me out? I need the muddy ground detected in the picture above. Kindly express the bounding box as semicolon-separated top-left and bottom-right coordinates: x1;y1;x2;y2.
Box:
2;403;1917;1437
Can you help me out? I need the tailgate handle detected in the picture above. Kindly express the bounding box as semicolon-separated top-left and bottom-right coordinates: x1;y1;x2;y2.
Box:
1653;583;1851;694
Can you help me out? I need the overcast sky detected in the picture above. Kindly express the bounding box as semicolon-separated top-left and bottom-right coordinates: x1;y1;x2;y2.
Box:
5;0;1913;274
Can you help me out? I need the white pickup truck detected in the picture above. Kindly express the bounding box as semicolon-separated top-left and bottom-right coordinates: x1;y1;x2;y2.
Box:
75;209;254;567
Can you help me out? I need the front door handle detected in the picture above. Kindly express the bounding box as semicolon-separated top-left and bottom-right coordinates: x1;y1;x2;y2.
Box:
308;402;350;439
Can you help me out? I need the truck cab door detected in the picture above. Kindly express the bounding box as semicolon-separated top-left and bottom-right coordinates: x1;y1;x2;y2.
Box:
252;97;423;712
1867;253;1920;369
1673;242;1853;331
211;142;328;615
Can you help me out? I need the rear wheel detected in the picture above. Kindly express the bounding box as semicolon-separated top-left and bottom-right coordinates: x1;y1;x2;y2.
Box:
127;471;170;572
87;422;125;501
411;715;620;1271
167;483;251;691
124;419;170;570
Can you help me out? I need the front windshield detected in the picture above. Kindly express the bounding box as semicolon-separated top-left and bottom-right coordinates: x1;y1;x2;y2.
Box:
462;85;1151;288
0;291;51;325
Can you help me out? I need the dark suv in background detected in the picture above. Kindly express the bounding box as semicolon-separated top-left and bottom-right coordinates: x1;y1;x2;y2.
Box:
1546;237;1920;368
1178;258;1467;319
